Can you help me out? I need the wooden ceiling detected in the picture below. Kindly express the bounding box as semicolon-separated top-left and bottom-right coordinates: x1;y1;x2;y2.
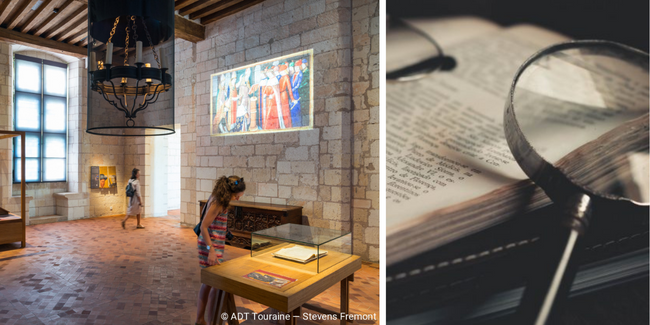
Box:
0;0;265;58
176;0;265;25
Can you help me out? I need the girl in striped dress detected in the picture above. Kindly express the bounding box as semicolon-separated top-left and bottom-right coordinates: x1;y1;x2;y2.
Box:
195;175;245;325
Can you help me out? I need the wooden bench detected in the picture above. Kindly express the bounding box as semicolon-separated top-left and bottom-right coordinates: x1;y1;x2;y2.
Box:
0;131;26;248
0;213;24;247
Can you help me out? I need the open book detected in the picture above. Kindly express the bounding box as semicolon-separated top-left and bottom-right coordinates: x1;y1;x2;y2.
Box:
273;245;328;264
387;17;649;265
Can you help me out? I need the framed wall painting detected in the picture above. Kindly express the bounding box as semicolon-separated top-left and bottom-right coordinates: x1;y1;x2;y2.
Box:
210;49;314;136
90;166;117;189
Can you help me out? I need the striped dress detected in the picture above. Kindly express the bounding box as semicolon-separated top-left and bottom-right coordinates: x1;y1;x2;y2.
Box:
197;199;228;268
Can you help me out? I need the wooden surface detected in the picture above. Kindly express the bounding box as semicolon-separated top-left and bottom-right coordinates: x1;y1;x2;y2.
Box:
200;199;305;213
0;214;24;245
201;0;266;24
252;242;353;275
0;25;86;57
0;131;25;248
201;252;361;312
199;200;303;249
174;14;205;43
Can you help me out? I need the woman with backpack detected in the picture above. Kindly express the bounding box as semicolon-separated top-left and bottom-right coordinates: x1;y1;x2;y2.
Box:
121;168;144;229
195;175;245;325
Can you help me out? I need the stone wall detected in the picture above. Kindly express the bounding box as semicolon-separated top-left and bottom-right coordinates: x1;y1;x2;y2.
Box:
351;0;380;262
176;0;379;261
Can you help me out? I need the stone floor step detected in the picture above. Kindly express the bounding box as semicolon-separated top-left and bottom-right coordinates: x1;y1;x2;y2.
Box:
29;215;65;225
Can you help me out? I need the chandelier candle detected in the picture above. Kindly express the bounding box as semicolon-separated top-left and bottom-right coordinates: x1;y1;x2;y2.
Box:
105;42;113;65
136;41;143;63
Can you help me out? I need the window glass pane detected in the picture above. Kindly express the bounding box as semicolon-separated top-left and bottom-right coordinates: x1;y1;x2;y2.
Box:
15;93;41;131
14;133;40;158
44;65;66;96
43;158;65;181
44;134;66;158
15;59;41;93
15;158;40;182
44;97;66;132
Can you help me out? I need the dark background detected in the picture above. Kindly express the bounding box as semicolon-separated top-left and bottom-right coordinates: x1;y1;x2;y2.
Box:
387;0;649;52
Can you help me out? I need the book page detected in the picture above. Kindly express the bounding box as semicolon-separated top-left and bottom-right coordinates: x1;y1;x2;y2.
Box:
388;17;501;73
387;24;569;232
408;16;502;48
273;245;327;262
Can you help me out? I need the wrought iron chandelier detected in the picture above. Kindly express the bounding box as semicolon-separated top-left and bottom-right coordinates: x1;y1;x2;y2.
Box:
87;0;175;136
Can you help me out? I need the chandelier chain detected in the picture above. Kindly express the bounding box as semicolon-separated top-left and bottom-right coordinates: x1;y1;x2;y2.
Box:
108;16;119;44
142;20;161;68
131;16;138;43
123;17;132;66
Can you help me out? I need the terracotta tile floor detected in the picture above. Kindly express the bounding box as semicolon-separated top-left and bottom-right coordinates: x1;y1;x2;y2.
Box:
0;216;379;324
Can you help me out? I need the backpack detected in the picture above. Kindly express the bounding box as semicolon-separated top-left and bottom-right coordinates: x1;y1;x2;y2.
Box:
126;182;135;197
194;198;234;240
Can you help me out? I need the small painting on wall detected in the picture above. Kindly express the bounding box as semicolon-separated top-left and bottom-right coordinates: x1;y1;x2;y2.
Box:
90;166;117;189
210;49;313;136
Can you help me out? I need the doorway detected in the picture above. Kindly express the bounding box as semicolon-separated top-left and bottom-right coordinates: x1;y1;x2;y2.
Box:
150;127;181;219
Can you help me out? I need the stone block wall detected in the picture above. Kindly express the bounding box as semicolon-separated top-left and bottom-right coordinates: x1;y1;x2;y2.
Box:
176;0;379;261
351;0;379;262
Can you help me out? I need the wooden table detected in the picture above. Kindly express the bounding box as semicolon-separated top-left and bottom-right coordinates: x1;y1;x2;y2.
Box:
199;200;302;249
202;247;362;325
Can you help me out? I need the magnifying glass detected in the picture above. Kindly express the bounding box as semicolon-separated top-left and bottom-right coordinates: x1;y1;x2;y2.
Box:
386;17;456;82
504;40;649;324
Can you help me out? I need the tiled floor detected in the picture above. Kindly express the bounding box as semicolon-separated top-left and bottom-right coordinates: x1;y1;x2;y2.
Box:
0;216;379;324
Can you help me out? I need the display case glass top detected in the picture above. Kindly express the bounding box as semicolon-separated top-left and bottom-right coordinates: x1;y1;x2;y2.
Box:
251;224;352;273
253;223;349;246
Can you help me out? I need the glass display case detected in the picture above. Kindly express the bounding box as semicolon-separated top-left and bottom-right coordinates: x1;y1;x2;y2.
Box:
251;224;352;273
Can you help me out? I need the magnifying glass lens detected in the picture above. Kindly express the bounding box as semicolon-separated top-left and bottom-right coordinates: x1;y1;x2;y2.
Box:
387;21;441;76
512;44;649;203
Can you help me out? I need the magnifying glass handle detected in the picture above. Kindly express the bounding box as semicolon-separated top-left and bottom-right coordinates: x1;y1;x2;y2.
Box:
517;193;592;325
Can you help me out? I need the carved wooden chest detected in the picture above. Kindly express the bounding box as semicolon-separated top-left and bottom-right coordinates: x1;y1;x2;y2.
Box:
198;200;302;249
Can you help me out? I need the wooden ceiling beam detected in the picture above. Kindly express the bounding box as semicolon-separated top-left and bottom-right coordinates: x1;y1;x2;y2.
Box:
179;0;214;16
78;37;87;46
0;24;86;57
32;0;73;36
190;0;242;20
55;14;85;41
42;3;86;39
19;0;55;32
174;14;205;43
0;0;22;27
0;1;14;23
66;28;86;44
175;0;200;10
6;0;40;30
201;0;263;25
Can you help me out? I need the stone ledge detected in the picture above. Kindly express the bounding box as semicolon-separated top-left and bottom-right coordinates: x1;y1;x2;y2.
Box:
54;192;89;220
53;192;87;201
30;215;66;225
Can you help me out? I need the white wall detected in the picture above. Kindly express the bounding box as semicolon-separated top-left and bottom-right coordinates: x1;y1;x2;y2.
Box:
167;129;181;210
151;128;181;216
151;135;168;217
